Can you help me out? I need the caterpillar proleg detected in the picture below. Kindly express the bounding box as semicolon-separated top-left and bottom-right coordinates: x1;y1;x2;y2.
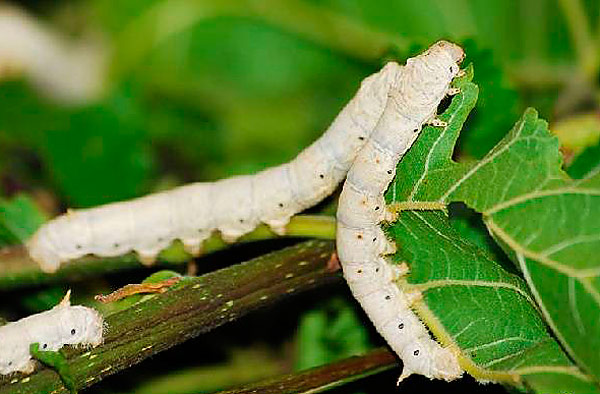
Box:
0;291;103;375
336;41;465;381
27;62;403;272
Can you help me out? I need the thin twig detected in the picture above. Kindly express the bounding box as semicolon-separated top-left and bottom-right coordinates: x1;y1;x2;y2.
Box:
217;348;397;394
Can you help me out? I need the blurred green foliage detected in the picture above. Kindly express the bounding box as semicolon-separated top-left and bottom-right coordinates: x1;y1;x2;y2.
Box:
1;0;598;209
295;297;372;371
568;141;600;178
0;193;45;245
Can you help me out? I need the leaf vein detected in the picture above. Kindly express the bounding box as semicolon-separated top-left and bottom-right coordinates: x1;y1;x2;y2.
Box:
439;113;527;202
484;187;600;215
568;277;586;335
464;337;536;354
487;218;600;279
540;233;600;257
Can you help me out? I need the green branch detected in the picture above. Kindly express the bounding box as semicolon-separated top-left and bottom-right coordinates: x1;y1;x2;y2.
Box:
0;239;339;394
217;348;397;394
0;215;335;290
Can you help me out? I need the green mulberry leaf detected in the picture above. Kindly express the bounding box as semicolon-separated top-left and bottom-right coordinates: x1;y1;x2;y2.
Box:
384;66;599;392
0;194;46;247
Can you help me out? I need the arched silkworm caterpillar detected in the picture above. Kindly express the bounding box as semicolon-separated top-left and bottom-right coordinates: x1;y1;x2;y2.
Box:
27;62;404;273
0;291;103;375
336;41;465;381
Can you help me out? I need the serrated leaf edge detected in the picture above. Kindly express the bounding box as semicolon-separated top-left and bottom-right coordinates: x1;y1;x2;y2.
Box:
410;292;593;385
488;217;599;381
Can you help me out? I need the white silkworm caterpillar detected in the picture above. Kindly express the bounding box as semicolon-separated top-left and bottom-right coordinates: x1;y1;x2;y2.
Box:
0;291;103;375
336;41;465;381
27;62;404;273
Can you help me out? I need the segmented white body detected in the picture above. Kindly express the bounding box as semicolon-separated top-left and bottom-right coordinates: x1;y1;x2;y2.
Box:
27;62;403;273
336;41;464;381
0;291;103;375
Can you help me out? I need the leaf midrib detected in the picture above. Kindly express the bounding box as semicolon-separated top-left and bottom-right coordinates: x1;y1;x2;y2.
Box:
484;186;600;215
515;253;596;383
487;218;600;281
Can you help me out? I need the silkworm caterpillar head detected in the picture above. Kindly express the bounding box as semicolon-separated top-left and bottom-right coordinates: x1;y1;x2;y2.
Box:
418;40;465;82
403;40;465;111
428;40;465;69
26;225;62;273
27;212;93;273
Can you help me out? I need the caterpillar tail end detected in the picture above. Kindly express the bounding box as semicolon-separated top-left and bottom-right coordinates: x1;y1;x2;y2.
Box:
432;40;465;64
434;348;464;381
396;351;463;383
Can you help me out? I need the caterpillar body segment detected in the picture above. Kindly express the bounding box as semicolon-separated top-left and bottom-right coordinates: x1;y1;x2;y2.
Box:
27;62;404;272
336;41;465;381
